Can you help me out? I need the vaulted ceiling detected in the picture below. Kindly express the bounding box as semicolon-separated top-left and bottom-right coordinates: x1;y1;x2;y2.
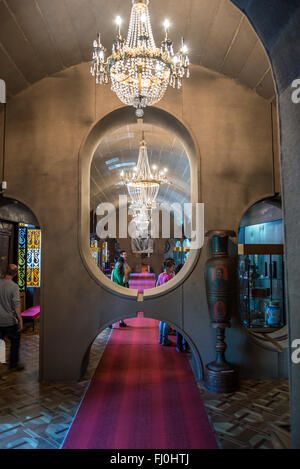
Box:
0;0;275;100
90;123;190;211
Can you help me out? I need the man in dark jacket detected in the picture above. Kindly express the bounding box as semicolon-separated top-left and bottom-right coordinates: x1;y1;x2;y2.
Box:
0;264;24;371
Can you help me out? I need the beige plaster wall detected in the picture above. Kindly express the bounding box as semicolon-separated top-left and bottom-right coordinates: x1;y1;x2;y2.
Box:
1;62;284;381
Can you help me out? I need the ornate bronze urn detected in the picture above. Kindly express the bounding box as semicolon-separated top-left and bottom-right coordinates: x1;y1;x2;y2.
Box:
204;230;238;393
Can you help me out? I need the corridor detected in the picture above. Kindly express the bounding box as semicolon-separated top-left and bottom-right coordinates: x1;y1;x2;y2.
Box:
0;319;290;449
62;315;218;449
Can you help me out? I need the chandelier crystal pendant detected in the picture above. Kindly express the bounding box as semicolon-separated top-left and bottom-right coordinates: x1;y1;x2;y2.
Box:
91;0;190;117
120;134;168;211
131;205;151;238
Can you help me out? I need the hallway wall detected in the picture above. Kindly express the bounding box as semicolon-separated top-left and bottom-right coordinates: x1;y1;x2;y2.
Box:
1;61;284;382
231;0;300;450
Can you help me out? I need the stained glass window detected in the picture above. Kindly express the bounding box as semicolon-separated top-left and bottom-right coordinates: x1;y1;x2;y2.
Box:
27;229;41;288
18;226;27;292
18;224;41;290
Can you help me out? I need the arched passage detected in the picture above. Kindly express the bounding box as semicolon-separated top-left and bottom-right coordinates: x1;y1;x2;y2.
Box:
0;196;42;370
78;105;205;380
82;314;204;381
80;105;201;299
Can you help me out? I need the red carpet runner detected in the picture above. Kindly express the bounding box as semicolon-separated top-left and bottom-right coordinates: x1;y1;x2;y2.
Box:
62;315;218;449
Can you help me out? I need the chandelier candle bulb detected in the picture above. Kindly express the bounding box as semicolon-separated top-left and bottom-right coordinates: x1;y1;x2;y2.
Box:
115;16;122;37
164;19;170;36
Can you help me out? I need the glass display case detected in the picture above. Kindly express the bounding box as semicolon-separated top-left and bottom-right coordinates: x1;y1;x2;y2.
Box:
239;244;285;329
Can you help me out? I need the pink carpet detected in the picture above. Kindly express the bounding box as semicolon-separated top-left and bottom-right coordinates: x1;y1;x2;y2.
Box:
62;314;218;449
129;273;156;293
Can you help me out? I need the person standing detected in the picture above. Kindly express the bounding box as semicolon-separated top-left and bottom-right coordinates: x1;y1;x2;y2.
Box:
120;250;131;288
157;259;175;346
119;250;131;327
174;263;190;352
0;264;24;371
112;256;128;328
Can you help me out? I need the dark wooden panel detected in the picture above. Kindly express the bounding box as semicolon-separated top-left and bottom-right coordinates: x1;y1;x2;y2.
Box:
0;220;14;275
0;221;13;234
0;233;10;275
0;200;38;226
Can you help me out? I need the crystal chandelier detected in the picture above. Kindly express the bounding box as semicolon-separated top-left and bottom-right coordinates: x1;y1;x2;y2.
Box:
131;205;151;238
120;134;168;210
91;0;190;117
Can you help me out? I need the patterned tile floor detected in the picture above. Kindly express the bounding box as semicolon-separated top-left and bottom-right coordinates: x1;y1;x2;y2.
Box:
0;321;111;449
0;321;291;449
197;380;291;449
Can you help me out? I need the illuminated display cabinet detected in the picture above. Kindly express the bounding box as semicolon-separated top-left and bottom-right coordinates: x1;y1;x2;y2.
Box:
238;244;285;329
238;197;285;330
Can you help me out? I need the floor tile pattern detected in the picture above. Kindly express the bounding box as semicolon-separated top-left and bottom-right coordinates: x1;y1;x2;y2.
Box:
197;380;291;449
0;321;111;449
0;321;291;449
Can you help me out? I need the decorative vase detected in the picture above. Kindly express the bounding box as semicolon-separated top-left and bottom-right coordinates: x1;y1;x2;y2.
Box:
266;301;281;327
204;230;238;393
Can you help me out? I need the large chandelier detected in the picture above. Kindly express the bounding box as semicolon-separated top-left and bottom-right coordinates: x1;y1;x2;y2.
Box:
120;134;168;210
91;0;190;117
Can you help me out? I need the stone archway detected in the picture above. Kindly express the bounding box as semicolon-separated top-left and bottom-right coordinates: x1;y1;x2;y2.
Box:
82;315;204;380
79;105;205;380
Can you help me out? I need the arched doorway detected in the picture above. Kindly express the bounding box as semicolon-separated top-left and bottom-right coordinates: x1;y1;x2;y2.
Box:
0;196;42;377
82;312;203;381
79;106;205;380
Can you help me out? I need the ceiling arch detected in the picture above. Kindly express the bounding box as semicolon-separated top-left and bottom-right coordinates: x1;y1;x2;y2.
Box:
0;0;275;101
90;122;191;211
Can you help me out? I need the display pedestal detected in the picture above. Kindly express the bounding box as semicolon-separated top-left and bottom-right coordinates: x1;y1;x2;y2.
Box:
205;367;238;394
204;230;239;394
205;324;238;393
